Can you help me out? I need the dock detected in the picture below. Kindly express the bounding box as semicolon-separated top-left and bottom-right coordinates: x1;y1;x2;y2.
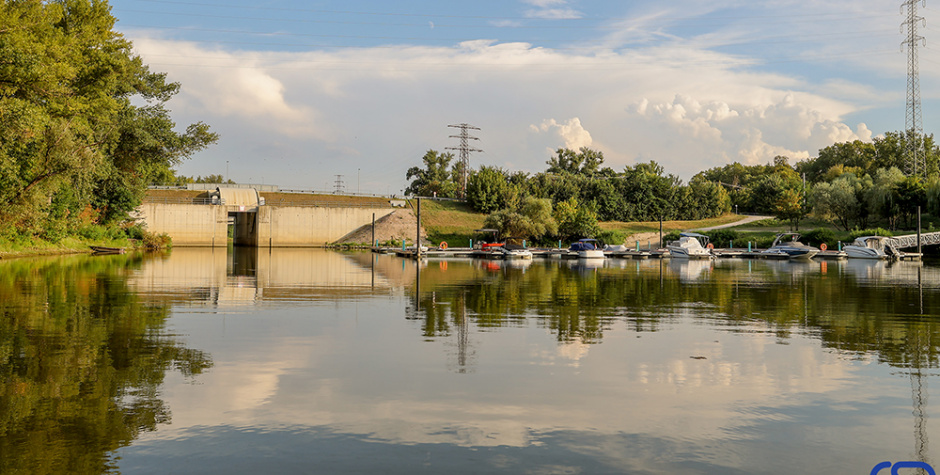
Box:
372;245;924;261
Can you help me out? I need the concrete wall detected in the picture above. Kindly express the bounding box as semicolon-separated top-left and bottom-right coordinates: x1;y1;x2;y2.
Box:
136;202;229;247
137;202;396;247
255;206;397;247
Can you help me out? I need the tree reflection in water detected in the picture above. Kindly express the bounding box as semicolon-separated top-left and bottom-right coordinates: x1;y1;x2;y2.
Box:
0;255;211;473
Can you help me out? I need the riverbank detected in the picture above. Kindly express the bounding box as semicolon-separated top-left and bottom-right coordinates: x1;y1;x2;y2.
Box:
0;236;134;260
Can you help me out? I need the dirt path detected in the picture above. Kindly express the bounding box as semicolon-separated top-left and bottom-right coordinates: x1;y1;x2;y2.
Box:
622;215;773;248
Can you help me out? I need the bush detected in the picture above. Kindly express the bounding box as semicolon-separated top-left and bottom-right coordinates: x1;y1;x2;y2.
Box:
800;228;837;248
847;228;893;241
596;229;626;246
705;229;740;247
662;231;681;243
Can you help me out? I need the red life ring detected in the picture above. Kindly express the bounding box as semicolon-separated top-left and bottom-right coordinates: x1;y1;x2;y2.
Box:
706;243;714;249
820;243;828;251
439;241;448;250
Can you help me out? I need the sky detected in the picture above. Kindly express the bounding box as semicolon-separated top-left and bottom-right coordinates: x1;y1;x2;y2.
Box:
110;0;940;195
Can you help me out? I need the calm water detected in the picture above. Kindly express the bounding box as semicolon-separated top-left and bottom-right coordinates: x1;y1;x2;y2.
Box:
2;248;940;474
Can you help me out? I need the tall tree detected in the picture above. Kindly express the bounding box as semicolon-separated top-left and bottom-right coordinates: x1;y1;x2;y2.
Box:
0;0;217;235
405;150;458;197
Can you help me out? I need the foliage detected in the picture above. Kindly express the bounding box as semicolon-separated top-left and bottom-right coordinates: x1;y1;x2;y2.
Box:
0;0;218;236
705;229;740;248
467;165;518;213
482;197;557;241
546;147;608;176
800;228;837;248
405;150;459;198
553;198;600;241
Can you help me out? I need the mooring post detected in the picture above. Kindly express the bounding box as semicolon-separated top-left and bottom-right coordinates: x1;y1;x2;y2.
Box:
918;206;922;256
636;240;640;252
748;241;752;252
416;198;421;258
523;240;527;248
371;212;375;249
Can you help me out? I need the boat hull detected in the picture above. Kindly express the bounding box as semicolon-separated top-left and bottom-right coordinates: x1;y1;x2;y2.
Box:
843;246;886;259
578;250;605;259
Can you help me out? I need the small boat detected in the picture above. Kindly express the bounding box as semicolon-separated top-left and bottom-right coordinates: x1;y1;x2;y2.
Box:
760;233;819;260
667;232;713;259
498;245;533;260
89;246;126;255
843;236;902;260
570;238;605;259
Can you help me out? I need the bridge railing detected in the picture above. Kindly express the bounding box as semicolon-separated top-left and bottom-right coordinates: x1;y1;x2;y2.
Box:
262;199;395;208
142;197;218;205
892;232;940;249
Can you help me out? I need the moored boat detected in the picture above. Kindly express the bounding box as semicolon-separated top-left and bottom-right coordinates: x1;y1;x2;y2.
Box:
570;239;605;259
843;236;902;260
667;232;713;259
760;233;819;260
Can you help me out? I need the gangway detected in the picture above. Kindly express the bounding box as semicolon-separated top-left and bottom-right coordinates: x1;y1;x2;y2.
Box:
891;231;940;249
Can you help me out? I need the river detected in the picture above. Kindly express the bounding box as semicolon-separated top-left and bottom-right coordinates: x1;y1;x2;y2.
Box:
1;248;939;474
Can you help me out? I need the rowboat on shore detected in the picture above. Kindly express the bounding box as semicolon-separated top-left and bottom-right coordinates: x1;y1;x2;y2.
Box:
90;246;126;255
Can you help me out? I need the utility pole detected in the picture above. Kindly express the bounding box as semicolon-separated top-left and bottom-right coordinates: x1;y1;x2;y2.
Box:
902;0;927;177
445;123;483;199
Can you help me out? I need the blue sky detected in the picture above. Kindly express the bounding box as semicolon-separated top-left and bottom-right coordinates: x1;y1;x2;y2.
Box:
111;0;940;194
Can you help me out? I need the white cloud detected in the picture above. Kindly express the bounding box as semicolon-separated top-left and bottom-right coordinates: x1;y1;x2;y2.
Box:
532;117;594;150
521;0;582;19
129;28;891;189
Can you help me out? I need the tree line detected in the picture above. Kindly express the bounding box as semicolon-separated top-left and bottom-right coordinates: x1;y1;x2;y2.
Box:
406;148;731;243
408;130;940;242
0;0;218;242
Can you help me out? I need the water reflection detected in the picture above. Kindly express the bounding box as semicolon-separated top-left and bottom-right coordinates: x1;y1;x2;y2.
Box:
5;250;940;474
0;254;211;473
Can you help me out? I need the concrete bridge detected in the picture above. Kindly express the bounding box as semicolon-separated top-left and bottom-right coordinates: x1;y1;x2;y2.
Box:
135;186;404;247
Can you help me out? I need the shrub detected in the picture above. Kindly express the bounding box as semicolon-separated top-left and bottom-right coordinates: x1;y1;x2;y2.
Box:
662;231;681;243
596;229;626;246
800;228;837;248
705;229;740;248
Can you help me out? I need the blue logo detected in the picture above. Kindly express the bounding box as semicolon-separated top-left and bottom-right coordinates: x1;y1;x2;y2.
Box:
871;461;936;475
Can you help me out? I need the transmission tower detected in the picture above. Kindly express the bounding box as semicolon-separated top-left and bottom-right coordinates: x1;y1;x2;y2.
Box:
334;174;345;194
902;0;927;177
445;123;482;198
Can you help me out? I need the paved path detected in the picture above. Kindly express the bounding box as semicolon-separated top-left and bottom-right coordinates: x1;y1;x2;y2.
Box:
623;215;773;249
696;215;773;231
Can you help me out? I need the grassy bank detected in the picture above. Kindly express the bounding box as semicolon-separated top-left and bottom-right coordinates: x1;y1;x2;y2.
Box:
0;235;134;259
416;199;760;246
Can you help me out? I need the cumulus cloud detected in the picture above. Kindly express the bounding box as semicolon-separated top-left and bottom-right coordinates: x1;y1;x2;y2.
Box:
127;26;889;188
532;118;593;150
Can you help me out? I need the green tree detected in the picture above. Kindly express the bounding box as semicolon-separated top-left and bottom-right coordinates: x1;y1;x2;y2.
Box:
0;0;218;235
546;147;606;176
482;197;557;242
553;197;600;241
811;173;867;231
467;165;515;213
405;150;458;197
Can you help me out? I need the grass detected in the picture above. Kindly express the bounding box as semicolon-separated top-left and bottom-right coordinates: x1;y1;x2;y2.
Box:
0;235;132;259
415;200;773;245
414;199;487;245
599;214;747;235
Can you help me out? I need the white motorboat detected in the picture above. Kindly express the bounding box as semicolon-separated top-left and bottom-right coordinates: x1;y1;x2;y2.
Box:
667;232;713;259
570;239;605;259
843;236;902;259
760;233;819;260
498;246;533;259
